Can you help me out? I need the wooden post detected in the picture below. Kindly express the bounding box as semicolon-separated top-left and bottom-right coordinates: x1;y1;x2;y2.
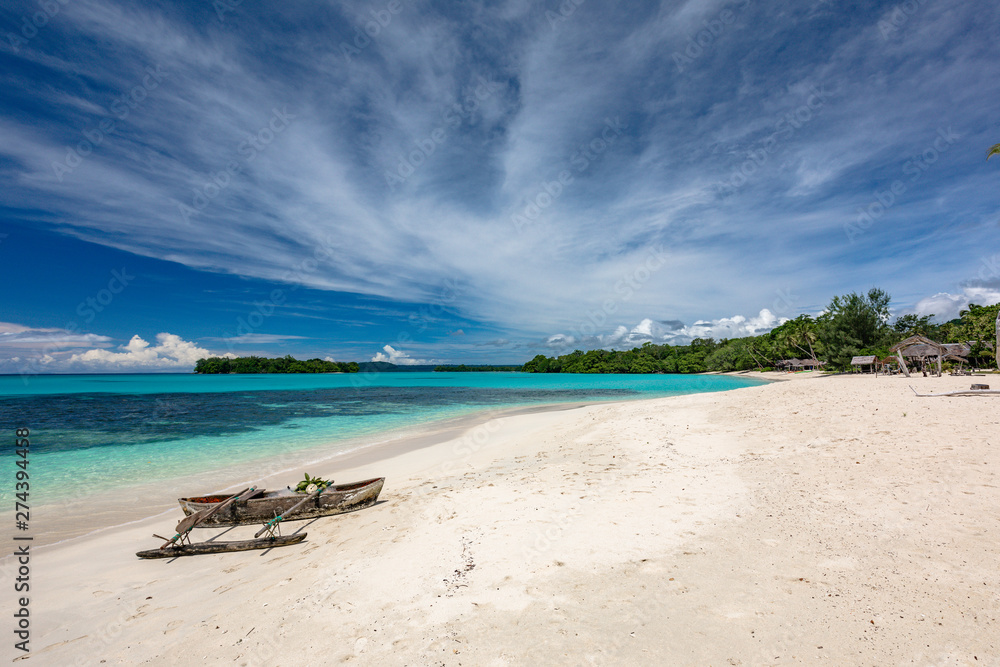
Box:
936;352;942;377
896;350;910;378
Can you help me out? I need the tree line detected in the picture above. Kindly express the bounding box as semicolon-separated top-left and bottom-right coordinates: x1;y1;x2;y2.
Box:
195;355;359;374
193;289;997;376
522;289;999;374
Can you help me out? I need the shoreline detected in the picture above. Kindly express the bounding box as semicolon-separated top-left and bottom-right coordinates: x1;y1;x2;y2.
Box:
16;372;998;664
12;375;765;549
12;399;620;549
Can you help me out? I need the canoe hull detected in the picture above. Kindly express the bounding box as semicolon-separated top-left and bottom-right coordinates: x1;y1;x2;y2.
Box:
137;533;306;559
178;477;384;526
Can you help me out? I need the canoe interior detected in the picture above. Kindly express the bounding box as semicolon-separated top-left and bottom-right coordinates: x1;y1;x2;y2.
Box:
178;477;385;526
185;478;381;504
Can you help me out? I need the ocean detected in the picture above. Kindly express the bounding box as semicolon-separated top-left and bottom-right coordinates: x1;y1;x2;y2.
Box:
0;372;764;544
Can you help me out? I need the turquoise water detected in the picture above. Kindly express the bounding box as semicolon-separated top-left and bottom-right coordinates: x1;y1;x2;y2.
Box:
0;372;764;508
2;371;760;396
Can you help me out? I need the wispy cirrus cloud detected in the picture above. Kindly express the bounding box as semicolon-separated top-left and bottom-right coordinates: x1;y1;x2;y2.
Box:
0;322;112;349
1;0;998;361
202;334;311;344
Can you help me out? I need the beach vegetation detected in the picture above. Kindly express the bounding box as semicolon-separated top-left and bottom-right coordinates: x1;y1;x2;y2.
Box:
817;288;892;369
955;302;999;368
521;288;998;374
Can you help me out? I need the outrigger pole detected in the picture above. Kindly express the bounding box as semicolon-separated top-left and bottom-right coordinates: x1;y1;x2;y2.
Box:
157;486;256;549
254;485;325;538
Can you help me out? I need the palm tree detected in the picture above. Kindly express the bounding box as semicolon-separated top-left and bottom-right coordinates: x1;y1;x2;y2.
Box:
777;314;820;361
989;143;1000;160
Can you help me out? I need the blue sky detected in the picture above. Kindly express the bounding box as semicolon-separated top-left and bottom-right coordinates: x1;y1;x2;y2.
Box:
1;0;999;372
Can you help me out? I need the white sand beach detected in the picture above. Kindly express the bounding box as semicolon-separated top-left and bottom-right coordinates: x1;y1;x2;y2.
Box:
11;373;1000;665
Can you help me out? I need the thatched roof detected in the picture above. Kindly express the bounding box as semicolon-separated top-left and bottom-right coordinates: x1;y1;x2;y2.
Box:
898;342;973;359
890;335;947;357
901;344;944;358
851;355;877;365
943;343;971;357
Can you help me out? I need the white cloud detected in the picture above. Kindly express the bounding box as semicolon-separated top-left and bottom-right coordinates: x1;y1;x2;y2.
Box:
913;288;1000;322
0;324;247;374
68;333;231;370
631;319;654;338
371;344;432;366
668;309;785;341
542;309;786;353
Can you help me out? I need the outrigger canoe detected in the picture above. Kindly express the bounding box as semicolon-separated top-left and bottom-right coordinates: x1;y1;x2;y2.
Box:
178;477;385;526
138;486;311;560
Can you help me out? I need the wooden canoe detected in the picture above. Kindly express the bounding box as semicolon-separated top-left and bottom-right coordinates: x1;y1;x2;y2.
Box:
178;477;384;526
136;533;306;559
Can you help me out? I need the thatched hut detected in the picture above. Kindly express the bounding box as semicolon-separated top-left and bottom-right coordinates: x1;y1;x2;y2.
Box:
850;355;877;373
777;358;826;372
775;358;798;371
889;335;949;377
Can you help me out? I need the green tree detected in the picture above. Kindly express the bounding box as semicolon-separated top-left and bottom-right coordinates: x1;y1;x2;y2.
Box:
628;354;659;373
956;303;1000;369
892;313;941;339
788;315;820;360
770;315;820;361
819;288;892;370
522;354;551;373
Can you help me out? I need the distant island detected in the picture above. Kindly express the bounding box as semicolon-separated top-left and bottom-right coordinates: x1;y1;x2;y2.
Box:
195;356;359;374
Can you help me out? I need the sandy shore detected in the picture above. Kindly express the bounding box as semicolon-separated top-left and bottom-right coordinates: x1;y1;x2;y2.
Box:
7;372;999;665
